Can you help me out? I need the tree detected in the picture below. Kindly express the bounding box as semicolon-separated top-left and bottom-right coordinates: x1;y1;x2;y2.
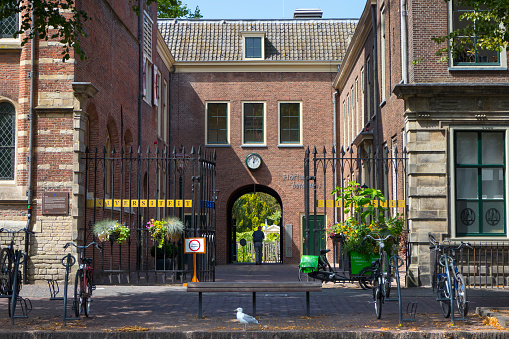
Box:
158;0;202;18
433;0;509;62
232;193;280;233
0;0;201;61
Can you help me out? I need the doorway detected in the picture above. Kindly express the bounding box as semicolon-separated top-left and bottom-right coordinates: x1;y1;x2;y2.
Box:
301;214;325;255
227;185;282;264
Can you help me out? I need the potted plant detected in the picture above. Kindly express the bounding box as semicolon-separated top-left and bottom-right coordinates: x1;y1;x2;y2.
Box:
146;217;185;248
93;219;130;245
330;181;405;274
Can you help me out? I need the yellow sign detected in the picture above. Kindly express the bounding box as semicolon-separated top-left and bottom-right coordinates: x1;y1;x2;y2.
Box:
317;199;406;208
185;200;192;207
86;198;194;209
158;200;166;207
176;200;183;207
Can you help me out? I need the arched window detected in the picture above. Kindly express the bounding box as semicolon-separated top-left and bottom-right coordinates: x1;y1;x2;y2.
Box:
105;130;112;196
0;102;15;180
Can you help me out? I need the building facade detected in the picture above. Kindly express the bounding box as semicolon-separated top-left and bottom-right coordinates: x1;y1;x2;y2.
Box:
159;15;357;264
0;0;172;282
335;0;509;287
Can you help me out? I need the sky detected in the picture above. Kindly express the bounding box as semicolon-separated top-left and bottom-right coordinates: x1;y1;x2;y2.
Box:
181;0;366;20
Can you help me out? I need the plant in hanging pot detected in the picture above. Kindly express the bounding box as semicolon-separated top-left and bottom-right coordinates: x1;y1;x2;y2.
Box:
93;219;130;244
150;243;177;270
146;217;185;248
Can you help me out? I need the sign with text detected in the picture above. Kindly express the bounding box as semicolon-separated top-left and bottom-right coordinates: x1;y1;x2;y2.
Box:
184;238;206;254
42;192;69;215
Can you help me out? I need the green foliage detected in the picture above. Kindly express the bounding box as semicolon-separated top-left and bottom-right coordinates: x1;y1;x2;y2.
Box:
330;181;405;257
0;0;201;61
265;232;280;242
157;0;202;18
93;219;130;244
433;0;509;62
232;193;280;232
150;243;177;258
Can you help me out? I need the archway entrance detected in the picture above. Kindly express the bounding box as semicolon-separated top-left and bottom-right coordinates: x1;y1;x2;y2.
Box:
226;185;283;264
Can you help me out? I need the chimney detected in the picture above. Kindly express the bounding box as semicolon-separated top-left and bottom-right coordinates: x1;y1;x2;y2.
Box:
293;8;323;19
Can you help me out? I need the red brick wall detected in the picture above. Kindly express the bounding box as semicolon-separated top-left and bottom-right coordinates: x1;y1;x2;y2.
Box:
171;71;336;264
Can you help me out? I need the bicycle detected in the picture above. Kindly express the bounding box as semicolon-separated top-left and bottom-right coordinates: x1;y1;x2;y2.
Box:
360;233;394;319
0;227;34;317
429;233;471;319
298;248;372;289
63;241;100;317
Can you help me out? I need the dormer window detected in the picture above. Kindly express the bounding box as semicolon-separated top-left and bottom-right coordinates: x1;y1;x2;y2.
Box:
242;32;265;60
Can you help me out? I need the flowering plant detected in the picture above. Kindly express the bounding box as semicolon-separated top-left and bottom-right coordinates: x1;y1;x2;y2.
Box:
329;181;405;256
93;219;130;244
147;217;185;248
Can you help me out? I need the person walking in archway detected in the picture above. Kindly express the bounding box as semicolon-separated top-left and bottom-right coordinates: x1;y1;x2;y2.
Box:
252;226;264;265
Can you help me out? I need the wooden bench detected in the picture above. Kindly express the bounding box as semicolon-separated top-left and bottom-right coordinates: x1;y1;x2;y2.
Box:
187;281;322;318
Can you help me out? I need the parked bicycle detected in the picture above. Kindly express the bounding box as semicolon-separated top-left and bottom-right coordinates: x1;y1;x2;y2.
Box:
360;233;394;319
63;242;100;317
429;233;471;319
298;248;372;289
0;226;34;316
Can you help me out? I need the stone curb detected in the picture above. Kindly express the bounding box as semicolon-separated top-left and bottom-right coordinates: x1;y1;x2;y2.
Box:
0;330;509;339
477;307;509;328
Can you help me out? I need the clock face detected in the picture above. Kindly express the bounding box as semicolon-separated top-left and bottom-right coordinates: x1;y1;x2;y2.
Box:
246;153;262;170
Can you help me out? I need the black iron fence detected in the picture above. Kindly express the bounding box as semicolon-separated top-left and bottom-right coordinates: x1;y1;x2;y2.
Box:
304;145;409;275
82;146;216;284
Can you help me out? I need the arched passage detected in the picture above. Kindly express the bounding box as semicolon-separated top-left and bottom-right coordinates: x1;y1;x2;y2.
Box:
226;185;283;264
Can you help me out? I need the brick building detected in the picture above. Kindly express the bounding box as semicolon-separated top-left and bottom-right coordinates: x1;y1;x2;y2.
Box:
0;1;172;282
158;14;357;265
335;0;509;287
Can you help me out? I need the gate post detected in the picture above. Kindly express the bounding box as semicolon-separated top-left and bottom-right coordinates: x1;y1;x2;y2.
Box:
304;147;310;255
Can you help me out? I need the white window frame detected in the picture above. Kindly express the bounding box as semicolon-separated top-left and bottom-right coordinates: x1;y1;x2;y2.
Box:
143;57;153;105
0;11;20;43
205;101;230;146
163;79;168;143
278;101;303;147
0;100;17;183
241;101;266;147
447;1;507;70
380;6;387;101
157;69;162;137
449;125;509;240
241;32;265;60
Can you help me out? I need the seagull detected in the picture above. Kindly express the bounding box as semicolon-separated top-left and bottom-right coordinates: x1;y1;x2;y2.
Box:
235;307;259;331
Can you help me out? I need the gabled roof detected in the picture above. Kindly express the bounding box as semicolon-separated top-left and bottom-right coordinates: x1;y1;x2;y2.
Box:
158;19;357;63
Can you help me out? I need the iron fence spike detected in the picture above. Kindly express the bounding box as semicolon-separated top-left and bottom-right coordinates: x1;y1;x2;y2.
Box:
312;146;317;154
332;145;336;154
146;146;151;154
190;146;195;155
322;146;327;154
172;146;177;155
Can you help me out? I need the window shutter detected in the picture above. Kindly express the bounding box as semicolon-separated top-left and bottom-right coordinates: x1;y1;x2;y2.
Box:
153;65;158;107
143;58;147;98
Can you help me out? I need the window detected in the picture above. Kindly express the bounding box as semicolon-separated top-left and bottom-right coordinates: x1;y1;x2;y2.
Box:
279;102;301;145
242;32;265;60
143;58;153;105
366;57;371;119
380;6;386;101
0;12;18;39
242;102;265;145
0;102;15;180
157;69;162;138
206;102;229;145
163;80;168;143
105;130;112;196
453;130;506;237
449;1;503;66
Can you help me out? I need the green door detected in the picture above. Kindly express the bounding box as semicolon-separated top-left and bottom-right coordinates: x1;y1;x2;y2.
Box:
301;215;325;255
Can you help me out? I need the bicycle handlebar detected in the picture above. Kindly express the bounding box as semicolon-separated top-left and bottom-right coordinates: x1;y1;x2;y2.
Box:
64;242;101;250
428;233;472;251
361;233;394;246
0;227;35;235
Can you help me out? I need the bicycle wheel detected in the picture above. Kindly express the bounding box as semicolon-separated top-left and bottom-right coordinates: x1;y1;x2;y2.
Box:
382;251;391;298
455;273;469;317
0;248;12;295
437;275;451;318
358;266;374;290
373;276;382;319
83;272;93;317
74;270;84;317
298;268;307;282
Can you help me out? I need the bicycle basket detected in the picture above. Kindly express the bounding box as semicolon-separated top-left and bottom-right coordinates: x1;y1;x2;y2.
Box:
299;255;319;273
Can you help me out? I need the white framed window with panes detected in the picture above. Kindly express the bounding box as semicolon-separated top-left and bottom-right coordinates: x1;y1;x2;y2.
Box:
0;100;16;181
241;101;266;146
242;32;265;60
450;126;508;239
205;101;230;146
142;11;155;105
0;9;19;42
278;101;302;147
448;0;507;69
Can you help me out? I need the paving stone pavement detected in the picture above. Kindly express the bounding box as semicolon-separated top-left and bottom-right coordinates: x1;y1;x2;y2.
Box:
0;263;508;338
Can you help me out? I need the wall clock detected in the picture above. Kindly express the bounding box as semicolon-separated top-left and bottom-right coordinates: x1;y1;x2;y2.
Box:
245;153;262;170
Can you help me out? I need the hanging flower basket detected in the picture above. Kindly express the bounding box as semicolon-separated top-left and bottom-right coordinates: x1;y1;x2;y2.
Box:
93;219;130;245
147;217;185;248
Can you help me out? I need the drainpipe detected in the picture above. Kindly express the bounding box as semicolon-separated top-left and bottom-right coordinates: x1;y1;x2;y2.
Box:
400;0;408;84
371;5;379;159
25;8;36;283
137;0;143;149
332;89;338;224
